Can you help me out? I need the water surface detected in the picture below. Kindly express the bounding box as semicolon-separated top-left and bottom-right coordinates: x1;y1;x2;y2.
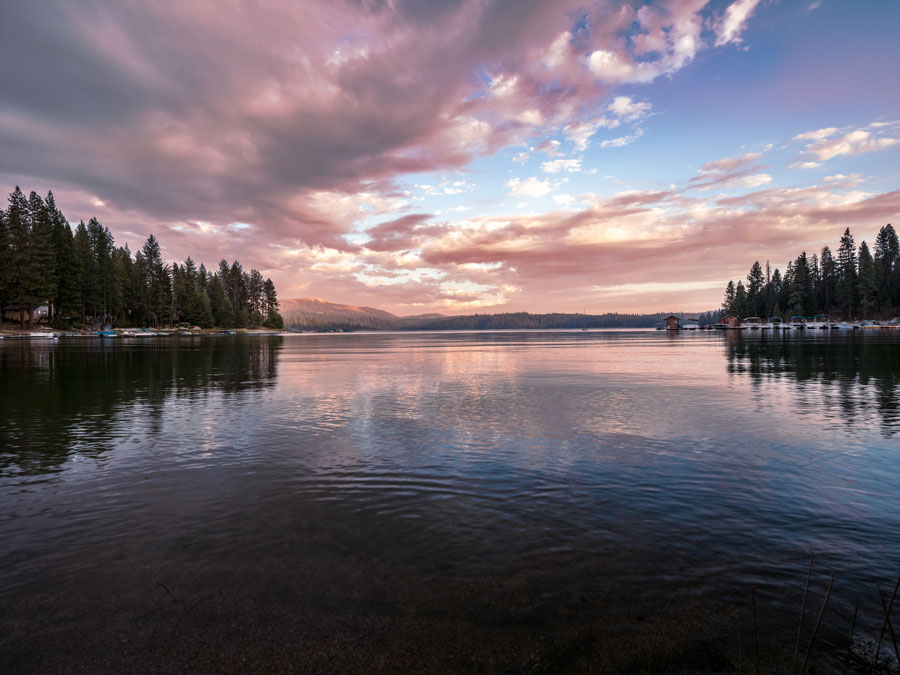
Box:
1;330;898;673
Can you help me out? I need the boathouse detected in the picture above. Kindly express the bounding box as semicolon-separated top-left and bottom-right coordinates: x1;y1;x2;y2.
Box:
722;314;740;328
664;315;680;330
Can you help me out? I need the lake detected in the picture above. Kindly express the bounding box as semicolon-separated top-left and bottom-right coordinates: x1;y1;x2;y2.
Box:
1;330;898;673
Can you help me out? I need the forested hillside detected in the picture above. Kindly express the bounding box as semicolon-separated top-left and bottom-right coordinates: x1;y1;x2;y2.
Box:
0;186;282;329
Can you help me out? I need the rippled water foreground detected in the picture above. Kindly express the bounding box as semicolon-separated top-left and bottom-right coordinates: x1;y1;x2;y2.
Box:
1;331;898;673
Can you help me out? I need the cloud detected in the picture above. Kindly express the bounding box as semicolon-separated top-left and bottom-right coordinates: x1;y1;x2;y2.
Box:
698;152;763;174
600;129;644;148
507;176;554;197
541;159;582;174
792;121;900;164
607;96;651;122
714;0;763;47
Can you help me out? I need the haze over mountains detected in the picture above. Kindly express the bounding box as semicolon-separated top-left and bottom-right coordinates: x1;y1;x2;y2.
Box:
279;298;712;331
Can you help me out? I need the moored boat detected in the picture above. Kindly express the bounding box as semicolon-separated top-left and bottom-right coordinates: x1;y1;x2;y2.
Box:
97;330;118;338
789;316;806;330
741;317;763;330
763;317;783;330
806;314;830;329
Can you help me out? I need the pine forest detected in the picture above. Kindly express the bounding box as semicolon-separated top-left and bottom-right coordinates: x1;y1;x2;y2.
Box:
0;187;282;330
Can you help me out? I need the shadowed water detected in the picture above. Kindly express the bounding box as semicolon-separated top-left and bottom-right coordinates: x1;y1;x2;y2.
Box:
1;330;898;673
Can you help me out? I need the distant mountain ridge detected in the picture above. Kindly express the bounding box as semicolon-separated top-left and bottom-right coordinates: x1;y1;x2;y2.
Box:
280;298;720;331
280;298;442;330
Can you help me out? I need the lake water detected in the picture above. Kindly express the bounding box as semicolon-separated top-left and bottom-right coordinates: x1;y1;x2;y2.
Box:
1;330;898;673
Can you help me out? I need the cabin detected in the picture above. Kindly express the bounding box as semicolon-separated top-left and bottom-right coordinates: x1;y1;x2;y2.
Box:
664;315;680;330
721;314;740;329
3;302;49;323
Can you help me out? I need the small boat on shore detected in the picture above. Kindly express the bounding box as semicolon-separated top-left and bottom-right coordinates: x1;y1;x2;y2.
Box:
97;330;118;338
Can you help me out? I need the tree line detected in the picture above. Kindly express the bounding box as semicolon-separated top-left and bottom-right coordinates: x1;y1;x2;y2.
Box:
0;186;282;329
722;224;899;320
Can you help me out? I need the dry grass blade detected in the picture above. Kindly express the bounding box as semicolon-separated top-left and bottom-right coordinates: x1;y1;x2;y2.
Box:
874;575;900;673
793;555;815;674
752;587;760;675
800;570;834;675
847;594;859;665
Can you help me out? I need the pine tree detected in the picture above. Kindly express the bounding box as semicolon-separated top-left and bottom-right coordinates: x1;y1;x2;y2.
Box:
26;192;56;326
769;268;782;318
263;277;281;327
819;246;835;312
734;280;748;317
74;221;97;323
208;275;234;327
186;289;214;328
54;222;82;324
789;252;810;315
722;280;736;313
0;206;7;314
836;227;857;318
857;241;876;319
746;261;764;316
873;224;899;311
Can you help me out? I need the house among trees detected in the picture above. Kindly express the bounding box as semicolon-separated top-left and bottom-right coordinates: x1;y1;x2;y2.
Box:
3;302;49;324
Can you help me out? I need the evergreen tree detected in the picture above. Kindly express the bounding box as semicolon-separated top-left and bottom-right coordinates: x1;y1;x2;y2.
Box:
819;246;835;312
873;224;899;311
789;252;810;315
26;191;56;325
769;268;782;318
263;277;281;327
722;280;736;313
857;241;876;319
186;289;214;328
836;227;857;318
54;222;82;324
0;206;8;314
3;187;33;327
208;275;234;327
74;221;98;323
746;261;764;316
734;280;748;317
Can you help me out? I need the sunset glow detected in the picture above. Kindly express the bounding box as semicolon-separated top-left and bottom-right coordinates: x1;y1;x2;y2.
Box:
2;0;898;313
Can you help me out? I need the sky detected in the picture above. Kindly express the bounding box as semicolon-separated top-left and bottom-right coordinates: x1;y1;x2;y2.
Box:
1;0;898;315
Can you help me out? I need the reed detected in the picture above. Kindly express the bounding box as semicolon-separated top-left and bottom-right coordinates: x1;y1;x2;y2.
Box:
800;570;834;675
752;586;760;675
848;594;859;665
793;555;815;674
874;575;900;673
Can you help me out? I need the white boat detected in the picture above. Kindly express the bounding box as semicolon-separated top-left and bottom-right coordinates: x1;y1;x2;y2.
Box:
806;314;830;330
789;316;806;330
859;320;882;330
741;317;763;330
682;318;700;330
834;322;857;330
762;317;783;330
28;332;57;339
